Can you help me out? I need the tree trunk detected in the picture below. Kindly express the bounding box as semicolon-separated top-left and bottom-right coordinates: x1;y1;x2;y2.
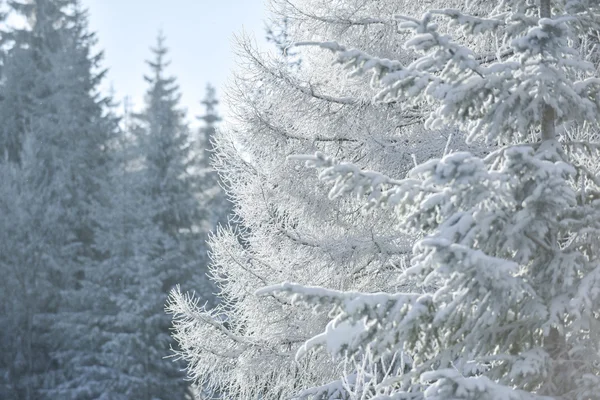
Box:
540;0;556;142
538;6;570;395
540;0;551;18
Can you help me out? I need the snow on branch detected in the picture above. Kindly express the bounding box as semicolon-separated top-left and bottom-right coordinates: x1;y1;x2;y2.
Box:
289;151;491;220
289;152;409;208
293;7;600;145
257;282;421;360
167;286;255;353
257;282;418;312
293;376;350;400
294;41;415;98
421;369;542;400
429;9;505;34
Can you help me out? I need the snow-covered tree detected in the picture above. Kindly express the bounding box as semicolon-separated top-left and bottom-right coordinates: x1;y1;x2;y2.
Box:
124;33;214;400
0;156;65;400
196;83;229;230
167;0;488;398
134;32;215;300
87;159;195;400
198;84;221;140
258;1;600;399
0;1;119;398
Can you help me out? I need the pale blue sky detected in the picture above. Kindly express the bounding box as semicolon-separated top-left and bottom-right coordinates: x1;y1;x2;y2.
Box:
82;0;269;126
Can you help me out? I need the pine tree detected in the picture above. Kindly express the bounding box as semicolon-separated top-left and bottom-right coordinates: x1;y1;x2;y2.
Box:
0;156;63;400
135;33;201;239
127;33;212;400
258;0;600;398
196;83;229;230
199;84;221;138
0;1;118;398
90;161;187;400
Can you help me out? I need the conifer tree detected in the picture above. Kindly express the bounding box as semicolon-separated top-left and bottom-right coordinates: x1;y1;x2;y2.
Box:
90;160;188;400
135;33;201;240
259;1;600;398
0;156;63;400
129;33;212;400
0;0;118;398
197;83;229;230
199;84;221;139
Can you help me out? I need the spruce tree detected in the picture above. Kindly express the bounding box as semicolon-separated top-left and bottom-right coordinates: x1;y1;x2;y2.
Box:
0;0;118;398
129;33;211;400
260;0;600;398
91;161;186;400
197;83;229;230
0;155;63;400
135;33;201;240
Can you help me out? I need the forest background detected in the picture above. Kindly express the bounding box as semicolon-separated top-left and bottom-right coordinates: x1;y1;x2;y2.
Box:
0;0;265;398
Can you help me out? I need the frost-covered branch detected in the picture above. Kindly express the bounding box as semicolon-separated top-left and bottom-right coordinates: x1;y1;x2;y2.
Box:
297;5;600;145
167;286;256;349
289;152;415;209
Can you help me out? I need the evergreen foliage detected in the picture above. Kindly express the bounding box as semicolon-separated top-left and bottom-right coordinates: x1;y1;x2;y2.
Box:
259;1;600;399
124;33;214;400
197;83;229;230
0;4;220;398
0;0;119;398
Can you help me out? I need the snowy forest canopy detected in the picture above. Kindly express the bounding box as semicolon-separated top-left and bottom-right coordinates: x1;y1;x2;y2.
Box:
3;0;600;400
